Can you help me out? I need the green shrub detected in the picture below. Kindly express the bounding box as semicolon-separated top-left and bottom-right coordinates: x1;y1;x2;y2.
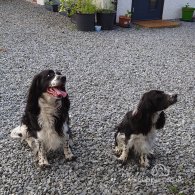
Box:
59;0;76;16
60;0;96;16
75;0;96;14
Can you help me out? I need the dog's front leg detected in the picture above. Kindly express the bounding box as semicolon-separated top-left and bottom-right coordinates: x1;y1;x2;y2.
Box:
37;142;49;167
117;137;134;164
118;145;129;163
26;138;49;167
140;153;150;168
114;146;123;156
115;132;126;159
63;139;76;161
63;122;76;161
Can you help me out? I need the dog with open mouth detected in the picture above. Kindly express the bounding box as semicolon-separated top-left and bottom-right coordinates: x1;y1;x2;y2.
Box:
11;70;76;167
114;90;177;167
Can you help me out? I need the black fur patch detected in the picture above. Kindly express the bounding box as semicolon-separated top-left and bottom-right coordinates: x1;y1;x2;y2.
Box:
155;111;166;129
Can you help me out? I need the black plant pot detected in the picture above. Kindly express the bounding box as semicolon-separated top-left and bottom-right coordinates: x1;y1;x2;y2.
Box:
76;13;95;31
52;4;59;12
45;4;52;11
45;4;58;12
97;12;116;30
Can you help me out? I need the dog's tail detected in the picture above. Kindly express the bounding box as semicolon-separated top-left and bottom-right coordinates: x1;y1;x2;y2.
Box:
10;125;28;139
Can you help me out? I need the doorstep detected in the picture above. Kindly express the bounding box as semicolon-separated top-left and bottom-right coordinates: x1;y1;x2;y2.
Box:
133;20;180;28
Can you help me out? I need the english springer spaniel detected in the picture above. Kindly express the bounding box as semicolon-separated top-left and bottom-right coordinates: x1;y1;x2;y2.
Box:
11;70;76;167
114;90;177;167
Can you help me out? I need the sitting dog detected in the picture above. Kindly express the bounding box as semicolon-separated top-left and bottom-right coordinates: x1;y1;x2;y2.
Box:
114;90;177;167
11;70;76;167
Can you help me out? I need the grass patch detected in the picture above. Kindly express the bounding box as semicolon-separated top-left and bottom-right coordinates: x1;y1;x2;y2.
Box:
168;185;179;194
167;184;187;195
135;25;141;30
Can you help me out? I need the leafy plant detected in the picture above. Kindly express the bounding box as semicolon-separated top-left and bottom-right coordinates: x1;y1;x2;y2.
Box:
111;0;117;10
185;3;190;8
74;0;96;14
59;0;76;16
178;193;186;195
60;0;96;16
168;185;179;194
125;10;132;17
135;25;141;30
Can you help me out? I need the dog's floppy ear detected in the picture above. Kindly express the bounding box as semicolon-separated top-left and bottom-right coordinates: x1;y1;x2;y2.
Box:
155;111;166;129
26;74;42;111
138;94;153;112
132;107;142;120
132;95;152;120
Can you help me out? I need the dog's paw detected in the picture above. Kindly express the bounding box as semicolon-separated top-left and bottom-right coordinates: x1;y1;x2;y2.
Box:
140;158;150;168
39;163;51;169
65;154;77;161
117;156;127;165
114;148;122;157
141;161;150;168
37;158;50;168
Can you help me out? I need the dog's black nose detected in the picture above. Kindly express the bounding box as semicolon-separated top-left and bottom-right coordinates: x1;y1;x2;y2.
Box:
61;76;66;83
173;94;177;99
172;94;178;102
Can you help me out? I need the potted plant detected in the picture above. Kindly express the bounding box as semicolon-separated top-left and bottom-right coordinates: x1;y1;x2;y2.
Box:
119;10;132;28
60;0;96;31
75;0;97;31
182;3;195;21
71;0;97;31
97;9;116;30
59;0;75;17
45;0;59;12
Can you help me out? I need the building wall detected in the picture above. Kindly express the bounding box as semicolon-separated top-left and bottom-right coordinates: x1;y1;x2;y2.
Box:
162;0;195;19
116;0;195;21
36;0;195;20
37;0;44;5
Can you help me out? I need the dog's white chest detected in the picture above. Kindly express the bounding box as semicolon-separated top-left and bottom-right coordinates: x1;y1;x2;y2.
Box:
38;94;63;127
37;96;63;151
37;128;63;151
130;129;156;155
38;96;60;128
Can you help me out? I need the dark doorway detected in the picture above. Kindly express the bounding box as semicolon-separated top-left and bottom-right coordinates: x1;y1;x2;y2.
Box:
132;0;164;21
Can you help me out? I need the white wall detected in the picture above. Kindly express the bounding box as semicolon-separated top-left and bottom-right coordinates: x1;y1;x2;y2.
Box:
116;0;195;21
37;0;44;5
162;0;195;19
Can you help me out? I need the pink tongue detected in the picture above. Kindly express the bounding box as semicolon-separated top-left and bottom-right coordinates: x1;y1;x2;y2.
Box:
47;88;67;97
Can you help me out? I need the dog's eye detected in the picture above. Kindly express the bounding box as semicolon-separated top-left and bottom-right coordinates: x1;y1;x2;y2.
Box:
47;72;54;78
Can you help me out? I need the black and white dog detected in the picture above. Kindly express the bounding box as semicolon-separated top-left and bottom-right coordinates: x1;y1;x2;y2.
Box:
114;90;177;167
11;70;76;167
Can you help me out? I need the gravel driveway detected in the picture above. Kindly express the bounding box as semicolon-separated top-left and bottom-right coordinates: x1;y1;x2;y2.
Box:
1;0;195;194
